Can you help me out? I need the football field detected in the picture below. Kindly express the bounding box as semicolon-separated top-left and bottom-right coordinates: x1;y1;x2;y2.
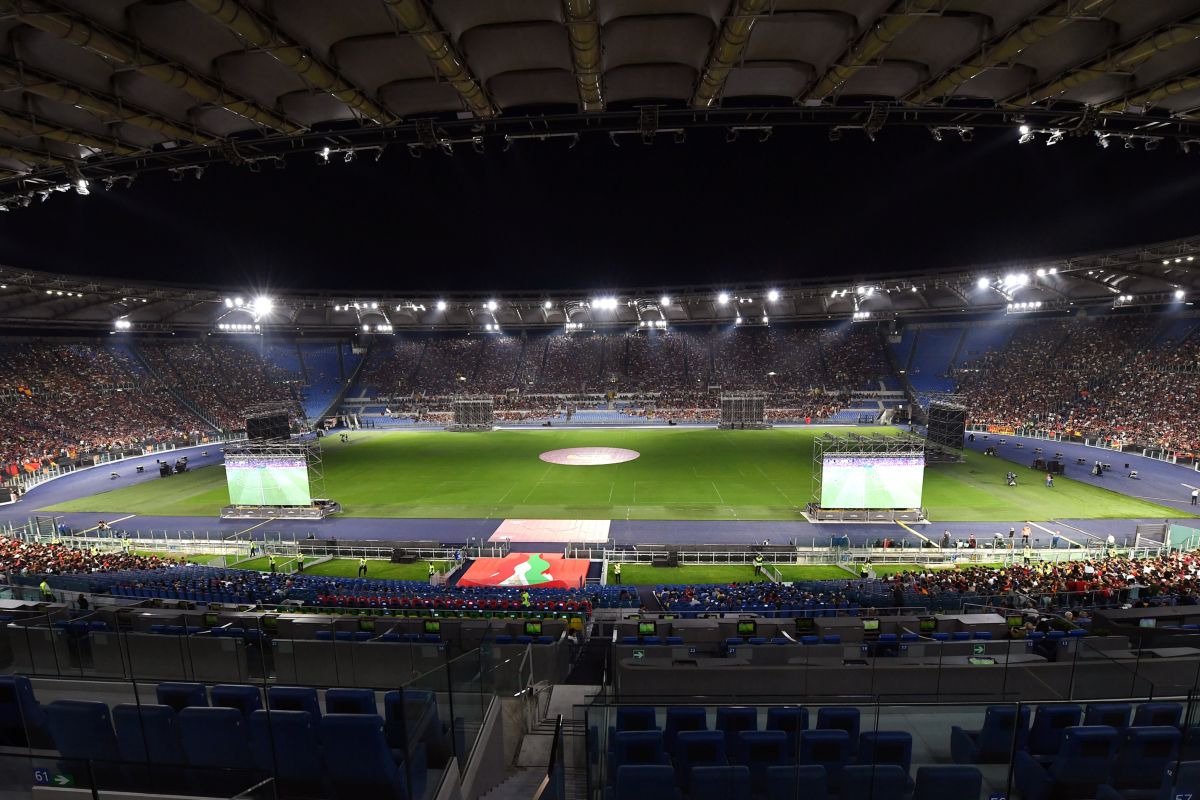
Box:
44;427;1191;522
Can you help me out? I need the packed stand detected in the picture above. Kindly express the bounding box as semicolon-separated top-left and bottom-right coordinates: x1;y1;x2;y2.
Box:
532;334;606;392
0;536;182;578
0;341;204;478
819;328;889;391
355;337;424;397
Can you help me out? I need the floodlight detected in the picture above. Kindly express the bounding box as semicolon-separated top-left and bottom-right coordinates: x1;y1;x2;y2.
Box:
253;296;273;315
224;298;233;308
717;292;729;305
436;300;447;311
830;290;838;298
75;179;89;196
1176;290;1186;300
486;300;498;311
1035;268;1046;277
543;300;552;309
234;297;243;307
659;295;671;306
1019;124;1030;135
114;319;131;330
735;315;742;324
1046;130;1063;146
1189;256;1196;261
976;277;989;289
762;316;769;323
1164;259;1171;265
1177;258;1184;263
767;289;779;302
370;302;378;309
362;324;369;331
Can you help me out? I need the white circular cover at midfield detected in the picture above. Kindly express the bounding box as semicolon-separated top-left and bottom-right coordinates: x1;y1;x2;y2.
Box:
539;447;641;466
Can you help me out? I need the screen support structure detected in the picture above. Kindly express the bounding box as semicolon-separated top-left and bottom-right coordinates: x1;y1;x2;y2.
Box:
809;432;927;522
719;393;768;429
925;400;968;462
220;438;336;520
449;396;494;431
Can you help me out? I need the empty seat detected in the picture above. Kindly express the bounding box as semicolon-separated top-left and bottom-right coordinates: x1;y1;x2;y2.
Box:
800;635;819;645
211;685;263;717
900;633;919;643
666;636;684;645
178;706;254;768
0;674;51;747
267;687;322;720
113;704;185;766
950;705;1030;764
766;765;827;800
765;706;807;750
689;765;751;800
383;689;443;758
642;636;663;645
858;731;912;774
1133;702;1183;728
1098;761;1200;800
815;707;859;741
821;635;841;644
674;731;726;791
973;631;993;640
799;729;852;780
664;707;707;755
931;632;950;642
616;706;658;733
613;765;681;800
45;700;123;787
737;730;792;793
1027;704;1082;756
494;634;512;644
716;707;758;750
951;632;971;641
913;766;983;800
155;682;207;713
248;710;325;797
321;714;426;800
839;765;909;799
1108;725;1180;792
611;730;669;776
1014;725;1119;800
325;688;378;715
1085;703;1132;732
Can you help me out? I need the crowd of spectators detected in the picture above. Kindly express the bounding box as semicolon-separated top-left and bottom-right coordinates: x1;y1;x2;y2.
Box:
0;536;181;578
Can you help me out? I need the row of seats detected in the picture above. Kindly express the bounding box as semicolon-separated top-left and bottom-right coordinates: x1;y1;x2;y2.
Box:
951;702;1184;763
494;635;556;645
1013;725;1185;800
610;763;980;800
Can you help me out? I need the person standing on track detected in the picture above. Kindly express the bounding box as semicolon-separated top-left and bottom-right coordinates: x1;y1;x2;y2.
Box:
357;557;368;577
296;553;305;573
268;554;276;573
428;562;436;584
613;563;622;584
1192;487;1198;506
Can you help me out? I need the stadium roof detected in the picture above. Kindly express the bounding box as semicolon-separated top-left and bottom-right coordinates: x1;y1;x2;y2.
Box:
1;234;1196;333
3;0;1200;202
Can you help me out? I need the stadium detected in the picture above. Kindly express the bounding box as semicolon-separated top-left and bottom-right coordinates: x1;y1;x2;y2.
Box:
4;2;1200;800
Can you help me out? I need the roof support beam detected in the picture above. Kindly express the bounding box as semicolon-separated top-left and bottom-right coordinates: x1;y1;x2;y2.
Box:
0;0;302;134
185;0;395;125
1006;18;1200;107
381;0;495;118
804;0;943;103
693;0;769;109
908;0;1118;104
1099;72;1200;114
562;0;603;111
0;60;219;145
0;142;73;168
0;108;138;155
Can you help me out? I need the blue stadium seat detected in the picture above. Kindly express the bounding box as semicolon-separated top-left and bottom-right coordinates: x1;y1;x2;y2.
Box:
613;765;681;800
1085;703;1133;732
716;707;758;750
839;764;909;799
616;706;658;733
1133;702;1183;728
611;730;669;778
900;633;919;643
858;731;913;775
178;706;257;795
1108;725;1181;793
383;689;445;760
45;699;124;788
0;674;51;747
642;636;662;645
210;685;262;717
913;766;983;800
800;635;819;645
1027;704;1082;755
267;686;322;720
766;765;827;800
155;682;207;712
951;632;971;641
950;705;1030;764
821;635;841;644
815;707;859;741
1014;725;1119;800
113;704;185;766
973;631;993;640
620;636;639;645
931;632;950;642
689;765;751;800
325;688;378;715
798;729;852;781
1097;761;1200;800
321;714;426;800
737;730;792;793
494;634;513;644
674;731;726;791
666;636;684;645
248;710;325;798
765;706;807;751
664;707;707;755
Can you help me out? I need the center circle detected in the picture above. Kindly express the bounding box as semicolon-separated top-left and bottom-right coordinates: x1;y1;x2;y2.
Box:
539;447;641;466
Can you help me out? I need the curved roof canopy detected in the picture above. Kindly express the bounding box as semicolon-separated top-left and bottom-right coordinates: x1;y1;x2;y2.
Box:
2;0;1200;202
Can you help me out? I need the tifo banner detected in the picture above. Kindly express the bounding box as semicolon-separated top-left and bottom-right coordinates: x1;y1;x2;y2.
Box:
985;425;1015;435
458;554;590;589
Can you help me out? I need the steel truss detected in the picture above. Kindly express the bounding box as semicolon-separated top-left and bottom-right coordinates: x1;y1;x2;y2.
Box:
926;400;968;461
719;393;768;429
220;437;334;519
448;396;494;431
810;432;926;511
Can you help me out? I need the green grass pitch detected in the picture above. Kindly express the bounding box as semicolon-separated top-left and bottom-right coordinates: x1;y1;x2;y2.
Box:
44;427;1193;522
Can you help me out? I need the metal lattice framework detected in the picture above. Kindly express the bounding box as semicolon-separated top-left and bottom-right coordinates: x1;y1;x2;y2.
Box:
448;396;494;431
810;432;926;510
5;1;1200;203
926;401;969;461
719;393;767;429
219;437;328;519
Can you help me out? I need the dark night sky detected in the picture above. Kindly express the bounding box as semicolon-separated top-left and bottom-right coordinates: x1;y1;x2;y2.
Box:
1;126;1198;293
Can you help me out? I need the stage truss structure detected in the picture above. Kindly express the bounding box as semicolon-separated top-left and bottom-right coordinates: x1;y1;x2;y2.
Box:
926;400;968;462
719;393;768;430
808;433;927;523
220;437;339;520
448;396;494;431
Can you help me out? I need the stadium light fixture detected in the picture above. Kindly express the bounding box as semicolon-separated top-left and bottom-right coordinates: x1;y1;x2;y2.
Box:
252;296;273;315
362;324;369;331
234;297;243;307
1164;259;1171;265
735;315;743;324
976;277;989;289
659;295;671;306
592;297;619;310
717;292;730;305
1048;267;1057;275
436;300;447;311
1176;290;1186;300
1035;268;1046;277
224;298;233;308
1019;125;1030;135
767;289;780;302
762;316;769;323
114;319;131;330
74;179;89;196
543;300;552;309
485;300;498;311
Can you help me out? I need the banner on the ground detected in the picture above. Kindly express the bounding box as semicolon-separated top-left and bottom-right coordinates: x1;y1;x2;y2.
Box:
458;554;589;589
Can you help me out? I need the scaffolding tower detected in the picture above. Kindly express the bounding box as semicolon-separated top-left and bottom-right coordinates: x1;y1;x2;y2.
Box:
449;397;494;431
719;394;768;429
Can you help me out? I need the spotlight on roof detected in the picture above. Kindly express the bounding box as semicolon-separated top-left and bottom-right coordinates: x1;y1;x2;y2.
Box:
252;296;273;315
1019;125;1030;135
436;300;447;311
976;277;989;289
660;295;671;306
74;179;89;196
592;297;619;310
114;319;131;331
767;289;780;302
717;292;730;305
485;300;498;311
318;147;331;165
233;297;243;307
1046;130;1064;146
1035;268;1046;277
543;300;552;309
1176;289;1186;300
734;315;742;324
224;298;233;308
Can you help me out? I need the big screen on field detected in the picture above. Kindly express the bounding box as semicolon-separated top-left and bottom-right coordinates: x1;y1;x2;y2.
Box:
820;455;924;509
225;455;311;506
